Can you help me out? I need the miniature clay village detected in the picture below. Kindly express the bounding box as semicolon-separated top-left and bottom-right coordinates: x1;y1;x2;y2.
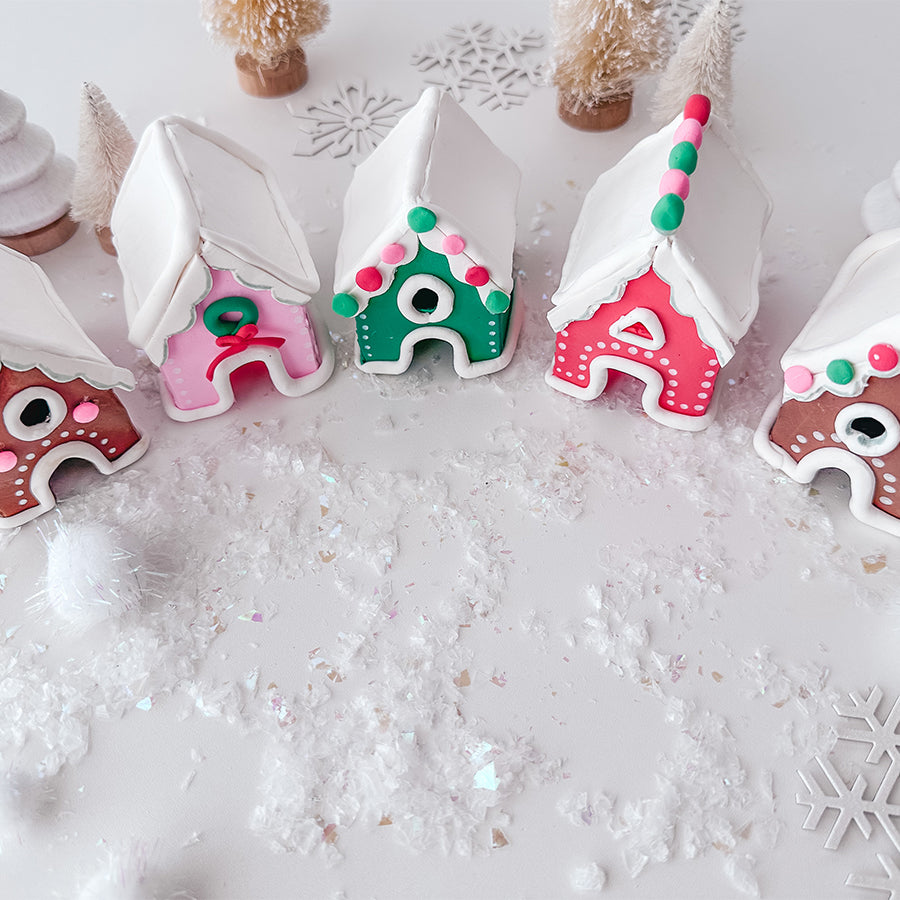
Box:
3;0;900;897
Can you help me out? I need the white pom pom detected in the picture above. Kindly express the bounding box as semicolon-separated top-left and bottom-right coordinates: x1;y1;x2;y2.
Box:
41;522;142;629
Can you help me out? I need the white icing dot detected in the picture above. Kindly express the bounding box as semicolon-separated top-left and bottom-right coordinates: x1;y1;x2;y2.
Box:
679;404;688;410
873;459;886;468
831;433;840;443
558;342;567;350
880;497;894;506
555;367;562;373
596;342;606;349
101;438;108;445
557;355;566;362
796;435;807;444
579;364;587;370
60;431;69;438
790;444;801;454
561;330;569;338
89;432;98;439
18;499;27;506
580;354;588;361
488;321;496;327
14;490;23;497
565;371;573;377
359;314;367;320
489;341;496;347
577;374;586;380
884;485;897;494
697;392;708;399
176;377;184;384
628;347;638;355
813;431;825;441
25;453;35;460
709;359;717;367
666;399;675;406
41;440;51;447
172;367;182;374
362;324;369;330
610;342;620;350
666;390;675;397
17;465;27;473
76;429;85;435
108;447;117;454
700;381;712;389
584;345;593;352
668;368;678;376
489;331;497;336
643;351;654;359
668;380;678;387
14;479;23;485
885;473;896;483
694;405;704;411
659;358;670;366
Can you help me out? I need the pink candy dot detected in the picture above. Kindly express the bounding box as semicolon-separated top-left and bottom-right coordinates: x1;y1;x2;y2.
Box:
356;266;383;292
442;234;466;255
869;343;898;372
0;450;16;473
684;94;711;126
73;401;100;424
784;365;814;393
674;118;703;149
659;168;690;199
465;266;489;287
381;244;405;265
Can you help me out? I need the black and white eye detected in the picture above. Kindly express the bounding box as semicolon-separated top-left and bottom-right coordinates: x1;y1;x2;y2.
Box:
397;274;454;324
3;386;68;441
834;402;900;457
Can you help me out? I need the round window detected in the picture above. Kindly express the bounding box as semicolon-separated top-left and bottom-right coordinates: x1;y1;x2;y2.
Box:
834;402;900;457
3;385;69;441
396;274;454;324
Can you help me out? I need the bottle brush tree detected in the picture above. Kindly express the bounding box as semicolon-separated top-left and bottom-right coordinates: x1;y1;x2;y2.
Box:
201;0;330;98
549;0;669;131
652;0;734;125
70;83;136;255
0;90;77;256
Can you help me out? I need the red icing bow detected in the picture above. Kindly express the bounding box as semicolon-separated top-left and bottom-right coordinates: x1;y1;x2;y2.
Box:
205;324;286;381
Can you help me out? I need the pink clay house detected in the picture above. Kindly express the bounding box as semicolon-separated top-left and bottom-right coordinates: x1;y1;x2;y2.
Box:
112;116;333;422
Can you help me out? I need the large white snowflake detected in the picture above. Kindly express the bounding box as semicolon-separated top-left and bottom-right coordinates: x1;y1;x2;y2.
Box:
798;686;900;894
410;22;545;111
288;80;410;164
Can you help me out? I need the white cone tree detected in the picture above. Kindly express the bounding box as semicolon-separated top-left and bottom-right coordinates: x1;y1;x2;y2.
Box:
549;0;669;127
0;90;76;254
70;82;135;251
652;0;734;124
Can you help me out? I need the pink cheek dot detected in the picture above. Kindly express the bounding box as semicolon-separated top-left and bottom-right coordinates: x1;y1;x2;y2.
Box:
442;234;466;255
72;401;100;424
0;450;17;473
784;365;814;393
465;266;490;287
380;244;405;265
869;343;899;372
659;168;690;199
674;118;703;149
356;267;383;292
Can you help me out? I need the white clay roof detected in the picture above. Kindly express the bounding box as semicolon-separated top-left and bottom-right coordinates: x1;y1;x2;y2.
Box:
0;244;134;390
112;116;319;364
548;113;771;363
333;87;520;298
780;228;900;402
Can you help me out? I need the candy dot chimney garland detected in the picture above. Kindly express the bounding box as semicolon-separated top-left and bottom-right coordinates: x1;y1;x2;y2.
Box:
0;245;147;528
546;94;771;431
756;228;900;537
331;88;522;378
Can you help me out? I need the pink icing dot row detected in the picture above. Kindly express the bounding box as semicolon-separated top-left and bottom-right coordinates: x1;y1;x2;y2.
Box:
784;343;900;392
657;101;707;200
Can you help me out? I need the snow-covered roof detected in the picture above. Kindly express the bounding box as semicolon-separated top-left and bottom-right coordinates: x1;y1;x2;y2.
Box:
548;110;771;363
112;116;319;365
780;228;900;402
0;244;134;391
333;88;520;300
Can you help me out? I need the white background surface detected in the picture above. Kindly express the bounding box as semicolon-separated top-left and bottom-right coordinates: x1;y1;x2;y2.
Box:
3;1;900;898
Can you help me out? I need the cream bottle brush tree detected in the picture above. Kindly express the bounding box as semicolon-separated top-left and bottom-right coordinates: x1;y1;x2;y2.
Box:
201;0;330;98
70;83;136;256
652;0;735;125
0;90;76;256
549;0;669;131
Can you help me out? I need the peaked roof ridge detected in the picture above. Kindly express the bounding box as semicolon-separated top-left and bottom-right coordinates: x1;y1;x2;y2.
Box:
650;94;712;236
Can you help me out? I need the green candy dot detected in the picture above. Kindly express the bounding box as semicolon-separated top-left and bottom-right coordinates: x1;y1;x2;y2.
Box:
669;141;698;175
826;358;854;385
651;194;685;234
332;292;359;318
407;206;437;233
485;290;510;314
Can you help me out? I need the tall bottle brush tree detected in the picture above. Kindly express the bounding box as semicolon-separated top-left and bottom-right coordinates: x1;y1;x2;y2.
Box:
70;83;136;256
549;0;669;131
201;0;330;98
652;0;735;125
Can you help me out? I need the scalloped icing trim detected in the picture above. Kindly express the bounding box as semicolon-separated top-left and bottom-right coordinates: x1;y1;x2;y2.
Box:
0;358;135;393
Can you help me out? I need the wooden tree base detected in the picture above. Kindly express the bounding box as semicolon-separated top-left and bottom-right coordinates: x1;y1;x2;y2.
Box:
235;48;308;98
0;212;78;256
95;224;117;256
557;92;633;131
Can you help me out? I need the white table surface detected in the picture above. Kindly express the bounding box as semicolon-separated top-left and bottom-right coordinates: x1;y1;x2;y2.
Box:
3;1;900;898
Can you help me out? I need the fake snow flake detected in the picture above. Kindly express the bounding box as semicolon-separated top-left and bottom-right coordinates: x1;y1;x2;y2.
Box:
847;853;900;899
289;80;410;164
570;862;607;892
798;686;900;853
411;23;545;111
238;610;263;623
